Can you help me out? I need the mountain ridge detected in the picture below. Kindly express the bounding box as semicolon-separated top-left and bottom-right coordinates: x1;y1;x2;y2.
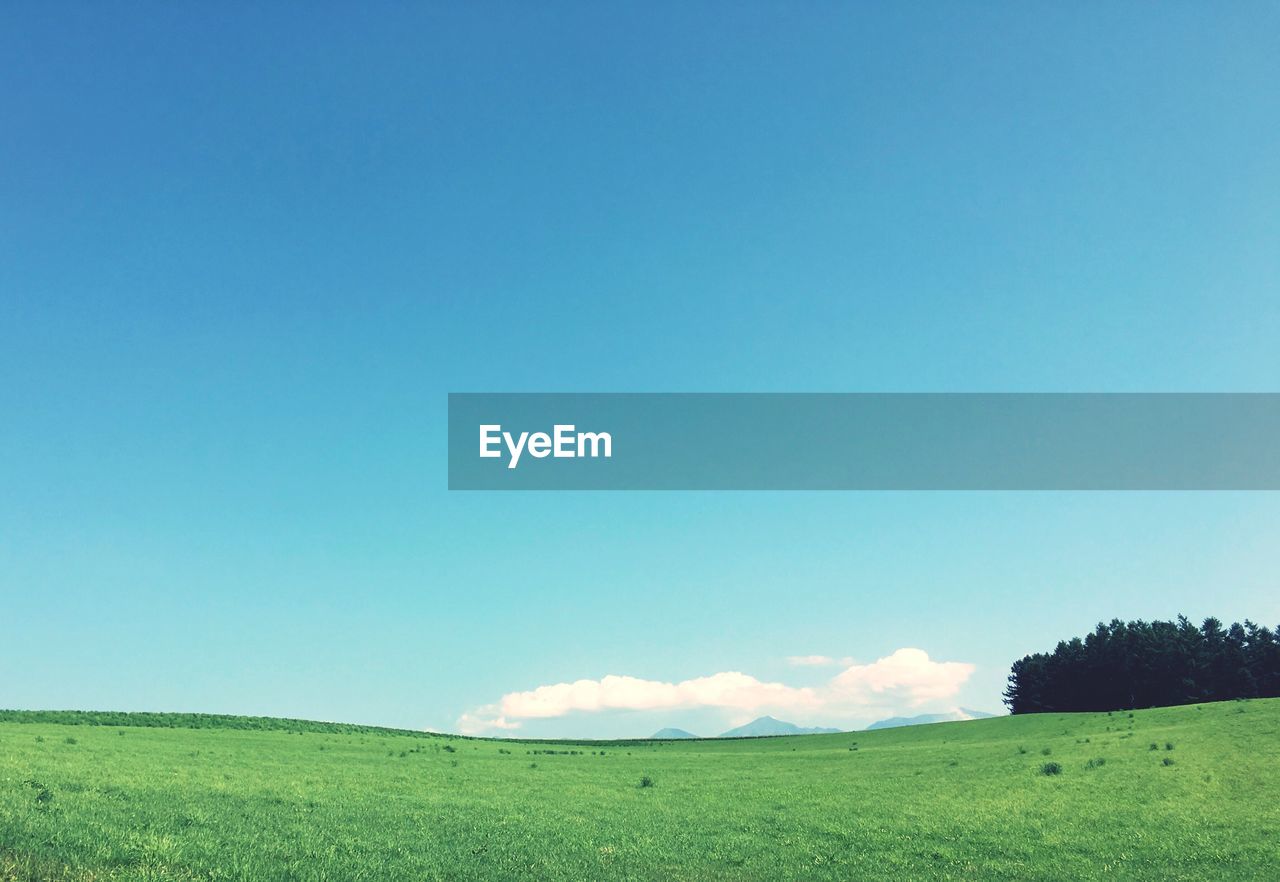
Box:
719;715;843;738
865;708;996;731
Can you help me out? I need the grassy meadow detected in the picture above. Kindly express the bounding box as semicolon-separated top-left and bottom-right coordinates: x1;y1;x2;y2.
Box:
2;699;1277;881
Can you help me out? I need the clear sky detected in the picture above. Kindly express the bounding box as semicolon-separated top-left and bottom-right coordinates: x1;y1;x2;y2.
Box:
3;3;1278;738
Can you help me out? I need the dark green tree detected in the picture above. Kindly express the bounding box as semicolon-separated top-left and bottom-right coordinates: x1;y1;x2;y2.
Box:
1005;616;1280;713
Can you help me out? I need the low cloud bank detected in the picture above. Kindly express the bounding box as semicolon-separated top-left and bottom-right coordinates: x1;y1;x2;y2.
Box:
786;654;855;667
458;648;975;735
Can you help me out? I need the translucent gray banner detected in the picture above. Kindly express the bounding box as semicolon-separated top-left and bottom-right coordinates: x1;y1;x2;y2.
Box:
447;393;1280;490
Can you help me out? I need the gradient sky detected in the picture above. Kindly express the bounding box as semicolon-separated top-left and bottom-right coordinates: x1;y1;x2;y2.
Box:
3;3;1279;738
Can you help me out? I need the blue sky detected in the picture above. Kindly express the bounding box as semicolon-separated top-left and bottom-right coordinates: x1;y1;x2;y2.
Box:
2;4;1278;738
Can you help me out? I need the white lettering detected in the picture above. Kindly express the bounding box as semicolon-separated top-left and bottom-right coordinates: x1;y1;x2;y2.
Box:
479;425;502;458
527;432;552;458
576;430;611;459
503;430;528;470
480;424;612;469
553;424;575;457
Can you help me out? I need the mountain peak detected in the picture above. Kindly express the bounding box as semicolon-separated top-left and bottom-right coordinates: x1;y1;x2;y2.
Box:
866;708;997;731
720;716;842;738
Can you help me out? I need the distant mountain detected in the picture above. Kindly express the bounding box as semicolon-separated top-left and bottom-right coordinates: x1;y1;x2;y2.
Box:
865;708;996;731
650;727;699;739
719;716;843;738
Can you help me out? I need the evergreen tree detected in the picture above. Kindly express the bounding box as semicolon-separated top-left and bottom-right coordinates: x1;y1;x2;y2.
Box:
1004;616;1280;713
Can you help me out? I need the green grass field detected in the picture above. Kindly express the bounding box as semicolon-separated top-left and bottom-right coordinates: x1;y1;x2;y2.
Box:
2;699;1277;881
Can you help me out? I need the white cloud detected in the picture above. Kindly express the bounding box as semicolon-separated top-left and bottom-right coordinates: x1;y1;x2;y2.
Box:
829;648;976;707
458;648;975;734
456;711;521;735
497;671;819;720
786;654;855;667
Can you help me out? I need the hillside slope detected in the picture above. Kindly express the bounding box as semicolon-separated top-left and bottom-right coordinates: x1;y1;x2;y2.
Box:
2;699;1277;881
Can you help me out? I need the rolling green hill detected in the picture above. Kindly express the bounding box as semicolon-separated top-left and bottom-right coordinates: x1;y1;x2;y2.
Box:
2;699;1277;881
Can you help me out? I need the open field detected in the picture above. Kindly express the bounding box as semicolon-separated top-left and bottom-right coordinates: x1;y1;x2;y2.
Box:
2;699;1277;881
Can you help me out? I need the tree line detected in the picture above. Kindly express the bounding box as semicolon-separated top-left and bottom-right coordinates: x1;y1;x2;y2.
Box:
1004;616;1280;714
